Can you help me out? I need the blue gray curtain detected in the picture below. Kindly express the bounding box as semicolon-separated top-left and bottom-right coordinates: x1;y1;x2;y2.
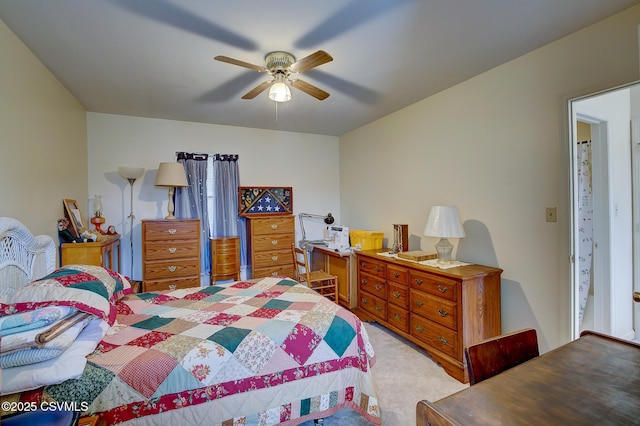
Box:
175;152;211;274
210;154;247;268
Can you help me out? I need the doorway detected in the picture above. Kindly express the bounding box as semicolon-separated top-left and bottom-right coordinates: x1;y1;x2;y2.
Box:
569;83;636;341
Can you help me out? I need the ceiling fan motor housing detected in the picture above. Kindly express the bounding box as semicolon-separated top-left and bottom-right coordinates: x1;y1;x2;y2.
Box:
265;51;295;75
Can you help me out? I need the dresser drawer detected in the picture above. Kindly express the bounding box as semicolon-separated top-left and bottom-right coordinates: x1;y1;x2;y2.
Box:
251;217;295;235
388;282;409;308
410;289;457;330
359;272;386;299
143;220;199;241
253;249;291;267
410;313;458;359
253;234;295;252
144;241;199;261
387;265;408;284
253;264;295;279
359;291;387;321
143;276;200;292
388;304;409;333
144;258;200;280
358;257;386;278
409;270;458;302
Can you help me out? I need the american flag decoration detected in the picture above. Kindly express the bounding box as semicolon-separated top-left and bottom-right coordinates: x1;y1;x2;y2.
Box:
238;187;293;217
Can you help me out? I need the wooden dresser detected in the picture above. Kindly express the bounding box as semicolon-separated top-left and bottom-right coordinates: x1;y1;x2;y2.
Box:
246;216;295;278
141;219;201;292
61;234;121;272
210;236;241;283
355;249;502;383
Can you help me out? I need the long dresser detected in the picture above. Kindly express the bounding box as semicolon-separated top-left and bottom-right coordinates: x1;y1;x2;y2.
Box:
355;249;502;383
246;216;295;278
141;219;201;292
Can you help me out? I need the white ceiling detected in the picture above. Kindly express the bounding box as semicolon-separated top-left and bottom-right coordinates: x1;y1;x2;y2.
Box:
1;0;639;136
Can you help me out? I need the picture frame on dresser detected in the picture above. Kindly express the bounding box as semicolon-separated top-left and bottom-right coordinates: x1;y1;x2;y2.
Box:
62;198;85;238
238;186;292;217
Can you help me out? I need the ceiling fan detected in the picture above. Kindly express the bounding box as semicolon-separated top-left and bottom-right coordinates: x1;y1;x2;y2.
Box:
214;50;333;102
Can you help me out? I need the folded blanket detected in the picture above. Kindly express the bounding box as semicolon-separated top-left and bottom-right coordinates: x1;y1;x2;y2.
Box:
0;306;76;336
0;312;92;368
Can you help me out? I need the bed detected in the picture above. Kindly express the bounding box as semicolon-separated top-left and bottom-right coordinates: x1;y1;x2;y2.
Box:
0;217;381;425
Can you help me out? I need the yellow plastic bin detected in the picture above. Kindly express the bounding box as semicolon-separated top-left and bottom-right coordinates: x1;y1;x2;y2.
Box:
350;230;384;250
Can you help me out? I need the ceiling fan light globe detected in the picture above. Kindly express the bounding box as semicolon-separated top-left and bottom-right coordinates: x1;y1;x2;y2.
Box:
269;82;291;103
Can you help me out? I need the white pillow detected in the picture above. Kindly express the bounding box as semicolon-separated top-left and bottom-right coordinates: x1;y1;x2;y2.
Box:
0;317;108;394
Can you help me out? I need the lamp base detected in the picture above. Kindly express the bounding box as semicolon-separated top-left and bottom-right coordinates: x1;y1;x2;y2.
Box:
165;214;177;220
434;237;454;265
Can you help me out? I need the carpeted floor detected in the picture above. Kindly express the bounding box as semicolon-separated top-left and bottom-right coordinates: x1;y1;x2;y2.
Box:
300;321;468;425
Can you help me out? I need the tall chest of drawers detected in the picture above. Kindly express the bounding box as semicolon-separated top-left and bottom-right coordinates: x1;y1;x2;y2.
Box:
247;216;295;279
141;219;201;292
356;249;502;383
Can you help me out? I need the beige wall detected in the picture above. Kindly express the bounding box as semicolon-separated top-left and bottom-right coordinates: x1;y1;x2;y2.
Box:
86;113;340;281
339;5;640;352
0;20;87;243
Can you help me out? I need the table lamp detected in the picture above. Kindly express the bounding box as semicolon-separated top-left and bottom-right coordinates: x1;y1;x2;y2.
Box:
424;206;465;264
154;162;188;219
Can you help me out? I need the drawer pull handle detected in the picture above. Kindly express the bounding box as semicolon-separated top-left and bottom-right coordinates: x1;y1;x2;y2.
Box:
168;266;177;272
168;229;177;235
415;324;425;333
271;224;278;229
414;300;424;307
361;261;368;268
438;336;449;346
393;313;401;321
438;308;448;317
361;279;368;285
272;255;278;261
375;266;383;273
393;272;400;278
375;305;383;312
361;297;369;305
375;285;382;291
271;240;278;245
168;247;177;253
392;291;401;299
415;278;423;285
437;285;448;293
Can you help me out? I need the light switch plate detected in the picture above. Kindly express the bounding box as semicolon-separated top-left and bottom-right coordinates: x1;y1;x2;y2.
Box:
546;207;557;222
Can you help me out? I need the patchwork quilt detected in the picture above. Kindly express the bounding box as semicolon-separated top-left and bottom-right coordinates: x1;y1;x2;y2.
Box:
17;277;381;425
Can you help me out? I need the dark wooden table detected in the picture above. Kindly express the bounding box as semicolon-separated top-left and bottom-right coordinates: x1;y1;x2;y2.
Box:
417;331;640;425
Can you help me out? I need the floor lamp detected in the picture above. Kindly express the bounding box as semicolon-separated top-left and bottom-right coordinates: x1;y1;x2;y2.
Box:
119;166;145;279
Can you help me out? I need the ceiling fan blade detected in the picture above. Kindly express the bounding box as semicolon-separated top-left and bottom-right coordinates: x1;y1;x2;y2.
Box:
214;56;268;73
241;81;271;99
289;50;333;73
291;79;330;100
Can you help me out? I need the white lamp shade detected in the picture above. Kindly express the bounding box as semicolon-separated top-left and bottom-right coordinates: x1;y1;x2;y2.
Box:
424;206;466;238
155;162;188;187
118;166;145;180
269;81;291;102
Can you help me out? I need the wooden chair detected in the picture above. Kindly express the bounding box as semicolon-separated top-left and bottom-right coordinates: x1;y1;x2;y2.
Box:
291;244;338;302
464;328;539;385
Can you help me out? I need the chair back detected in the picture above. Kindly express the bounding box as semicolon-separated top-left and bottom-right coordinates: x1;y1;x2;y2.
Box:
464;328;539;385
291;244;311;285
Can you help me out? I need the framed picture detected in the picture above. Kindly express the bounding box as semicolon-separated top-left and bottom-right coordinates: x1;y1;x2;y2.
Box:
63;199;86;238
238;187;293;217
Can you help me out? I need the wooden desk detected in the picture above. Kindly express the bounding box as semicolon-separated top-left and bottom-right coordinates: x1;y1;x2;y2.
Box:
310;245;356;308
417;331;640;425
61;234;121;272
